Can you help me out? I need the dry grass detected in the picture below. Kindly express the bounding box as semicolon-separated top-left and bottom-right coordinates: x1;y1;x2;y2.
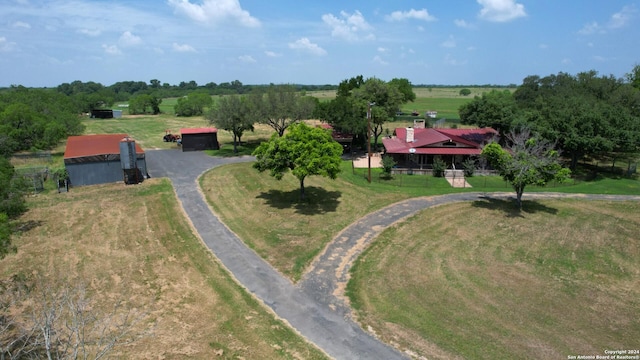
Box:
347;199;640;359
1;179;327;359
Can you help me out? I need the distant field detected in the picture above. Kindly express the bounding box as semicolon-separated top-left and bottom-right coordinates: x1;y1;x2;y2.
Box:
308;86;514;123
347;199;640;359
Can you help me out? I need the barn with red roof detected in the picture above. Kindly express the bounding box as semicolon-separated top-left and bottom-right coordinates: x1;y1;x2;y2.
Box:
63;134;148;186
180;127;219;152
382;127;498;170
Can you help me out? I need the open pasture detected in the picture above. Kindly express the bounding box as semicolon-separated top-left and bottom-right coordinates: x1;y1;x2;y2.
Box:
347;199;640;359
2;179;327;359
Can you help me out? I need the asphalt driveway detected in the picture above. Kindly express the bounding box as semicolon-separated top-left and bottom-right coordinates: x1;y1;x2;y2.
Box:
146;149;640;359
146;149;407;360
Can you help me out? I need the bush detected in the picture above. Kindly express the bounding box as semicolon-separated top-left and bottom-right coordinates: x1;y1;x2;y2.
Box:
459;88;471;96
463;158;476;177
381;155;396;176
432;156;446;177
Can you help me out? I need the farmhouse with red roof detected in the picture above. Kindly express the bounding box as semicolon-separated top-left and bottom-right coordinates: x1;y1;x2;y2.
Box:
382;127;498;170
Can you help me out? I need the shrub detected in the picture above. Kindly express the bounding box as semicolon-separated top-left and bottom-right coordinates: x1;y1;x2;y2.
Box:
463;158;476;177
381;155;396;176
432;156;446;177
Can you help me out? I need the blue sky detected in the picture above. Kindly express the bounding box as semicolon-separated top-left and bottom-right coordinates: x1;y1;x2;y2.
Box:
1;0;638;87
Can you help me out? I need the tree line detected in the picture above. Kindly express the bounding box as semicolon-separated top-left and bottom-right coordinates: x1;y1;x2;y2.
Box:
459;67;640;171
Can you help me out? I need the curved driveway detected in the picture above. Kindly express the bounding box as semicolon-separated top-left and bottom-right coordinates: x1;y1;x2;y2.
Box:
146;149;640;360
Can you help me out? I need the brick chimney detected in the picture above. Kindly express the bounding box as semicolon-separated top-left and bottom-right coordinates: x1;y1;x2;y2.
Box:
406;127;414;143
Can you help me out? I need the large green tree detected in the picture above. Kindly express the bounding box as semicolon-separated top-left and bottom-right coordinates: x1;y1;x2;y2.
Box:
252;122;343;200
458;89;519;137
315;76;411;151
251;84;317;136
206;95;255;153
174;92;213;116
128;93;162;115
0;87;84;155
482;128;571;209
514;71;640;169
352;78;404;151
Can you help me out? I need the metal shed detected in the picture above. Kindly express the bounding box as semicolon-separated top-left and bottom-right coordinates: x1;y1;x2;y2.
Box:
63;134;148;186
180;127;219;152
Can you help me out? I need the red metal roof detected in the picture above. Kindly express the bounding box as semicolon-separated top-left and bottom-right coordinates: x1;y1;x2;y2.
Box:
383;127;496;155
64;134;144;159
181;127;217;135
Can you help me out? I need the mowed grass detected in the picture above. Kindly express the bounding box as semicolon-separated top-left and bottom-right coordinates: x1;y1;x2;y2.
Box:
346;199;640;359
201;159;639;282
2;179;327;359
199;161;411;281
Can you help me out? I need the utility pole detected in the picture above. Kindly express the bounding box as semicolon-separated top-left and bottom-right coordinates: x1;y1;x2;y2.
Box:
367;102;375;183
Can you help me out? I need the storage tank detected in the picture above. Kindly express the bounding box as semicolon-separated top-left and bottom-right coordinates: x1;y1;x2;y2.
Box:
119;137;137;170
119;137;140;184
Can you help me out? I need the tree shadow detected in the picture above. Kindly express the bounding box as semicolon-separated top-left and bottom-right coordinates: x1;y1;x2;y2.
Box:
471;196;559;218
256;186;341;215
13;220;44;233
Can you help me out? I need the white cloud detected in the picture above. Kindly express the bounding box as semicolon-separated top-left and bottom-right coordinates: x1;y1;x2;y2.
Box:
441;35;456;48
288;38;327;56
578;6;636;35
372;55;388;65
579;21;603;35
386;9;436;22
454;19;467;28
172;42;196;52
608;5;636;29
377;47;388;53
0;37;17;52
444;54;467;66
11;21;31;29
102;44;121;55
561;58;572;65
322;10;374;41
477;0;526;22
168;0;260;27
78;28;102;37
539;43;548;49
264;50;281;57
119;31;142;47
238;55;256;63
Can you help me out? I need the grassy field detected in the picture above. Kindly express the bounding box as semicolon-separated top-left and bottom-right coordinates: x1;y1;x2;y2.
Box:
9;87;638;358
346;199;640;359
2;179;327;359
200;160;640;282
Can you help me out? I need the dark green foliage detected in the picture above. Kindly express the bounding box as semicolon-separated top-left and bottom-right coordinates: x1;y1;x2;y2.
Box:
174;92;213;116
459;88;471;96
316;76;412;152
251;84;317;136
482;128;571;209
458;89;519;137
128;94;162;115
0;157;27;218
206;95;255;153
381;155;397;175
0;157;28;259
0;213;15;259
0;87;85;155
514;71;640;169
462;158;476;177
432;156;446;177
253;123;343;200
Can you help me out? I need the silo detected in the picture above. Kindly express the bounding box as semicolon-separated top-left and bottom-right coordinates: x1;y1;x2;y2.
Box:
119;137;139;184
